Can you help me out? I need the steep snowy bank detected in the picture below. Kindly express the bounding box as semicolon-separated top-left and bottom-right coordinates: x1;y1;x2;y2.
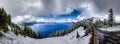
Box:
0;31;35;44
98;25;120;44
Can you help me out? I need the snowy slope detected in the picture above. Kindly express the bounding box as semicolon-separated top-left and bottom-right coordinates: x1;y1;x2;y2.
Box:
39;27;91;44
0;31;35;44
0;27;91;44
98;25;120;44
99;25;120;31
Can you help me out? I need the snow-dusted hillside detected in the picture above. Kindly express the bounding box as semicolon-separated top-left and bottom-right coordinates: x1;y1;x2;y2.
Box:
0;27;92;44
39;27;91;44
1;25;120;44
98;25;120;44
100;25;120;31
0;31;36;44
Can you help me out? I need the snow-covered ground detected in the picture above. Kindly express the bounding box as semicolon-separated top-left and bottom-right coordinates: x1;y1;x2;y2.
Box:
1;25;120;44
99;25;120;31
98;25;120;44
0;27;92;44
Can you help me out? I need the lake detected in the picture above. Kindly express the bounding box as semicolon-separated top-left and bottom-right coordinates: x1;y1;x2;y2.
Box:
30;22;74;38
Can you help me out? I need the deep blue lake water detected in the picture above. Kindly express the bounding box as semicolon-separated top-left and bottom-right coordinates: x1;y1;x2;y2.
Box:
29;22;74;38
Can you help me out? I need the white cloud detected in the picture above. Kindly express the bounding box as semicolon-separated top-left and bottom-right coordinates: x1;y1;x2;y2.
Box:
2;0;115;23
0;0;82;17
0;0;119;17
12;15;40;23
10;0;102;23
35;18;45;22
23;0;43;10
77;2;99;19
12;15;79;23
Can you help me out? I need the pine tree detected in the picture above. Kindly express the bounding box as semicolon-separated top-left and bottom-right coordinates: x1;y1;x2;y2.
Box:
0;8;11;32
0;8;9;25
76;31;80;38
38;32;42;39
23;25;28;37
14;28;18;35
49;32;54;37
108;9;114;27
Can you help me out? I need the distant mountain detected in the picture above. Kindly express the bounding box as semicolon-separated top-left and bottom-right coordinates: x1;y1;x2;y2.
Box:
21;21;75;26
20;21;38;26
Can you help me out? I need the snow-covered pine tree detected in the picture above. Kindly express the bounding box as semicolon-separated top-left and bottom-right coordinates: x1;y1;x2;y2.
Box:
76;31;80;38
38;32;42;39
108;9;114;27
0;8;11;32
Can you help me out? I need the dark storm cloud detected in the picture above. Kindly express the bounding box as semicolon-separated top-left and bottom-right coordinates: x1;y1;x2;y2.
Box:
93;0;120;15
40;0;82;15
2;0;120;23
1;0;120;17
0;0;83;17
0;0;87;23
0;0;26;16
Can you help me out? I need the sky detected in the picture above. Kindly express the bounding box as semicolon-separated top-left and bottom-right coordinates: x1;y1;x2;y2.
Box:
0;0;120;23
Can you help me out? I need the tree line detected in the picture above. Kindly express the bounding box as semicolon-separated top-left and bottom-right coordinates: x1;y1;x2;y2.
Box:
0;8;42;39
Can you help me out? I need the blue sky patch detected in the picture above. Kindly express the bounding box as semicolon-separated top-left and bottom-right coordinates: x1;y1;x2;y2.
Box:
38;9;81;20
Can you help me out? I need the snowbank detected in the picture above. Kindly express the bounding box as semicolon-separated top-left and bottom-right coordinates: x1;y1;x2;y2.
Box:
99;25;120;31
0;31;35;44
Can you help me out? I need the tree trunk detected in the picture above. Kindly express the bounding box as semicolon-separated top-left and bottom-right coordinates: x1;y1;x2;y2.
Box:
89;30;99;44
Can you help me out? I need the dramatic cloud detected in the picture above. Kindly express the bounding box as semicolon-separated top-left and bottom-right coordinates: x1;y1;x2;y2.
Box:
0;0;82;17
92;0;120;22
1;0;120;23
0;0;44;16
93;0;120;15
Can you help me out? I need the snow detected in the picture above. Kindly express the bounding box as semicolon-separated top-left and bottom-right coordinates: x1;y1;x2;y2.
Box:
99;25;120;31
77;34;91;44
0;31;42;44
8;25;12;30
38;27;91;44
38;37;73;44
0;27;92;44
